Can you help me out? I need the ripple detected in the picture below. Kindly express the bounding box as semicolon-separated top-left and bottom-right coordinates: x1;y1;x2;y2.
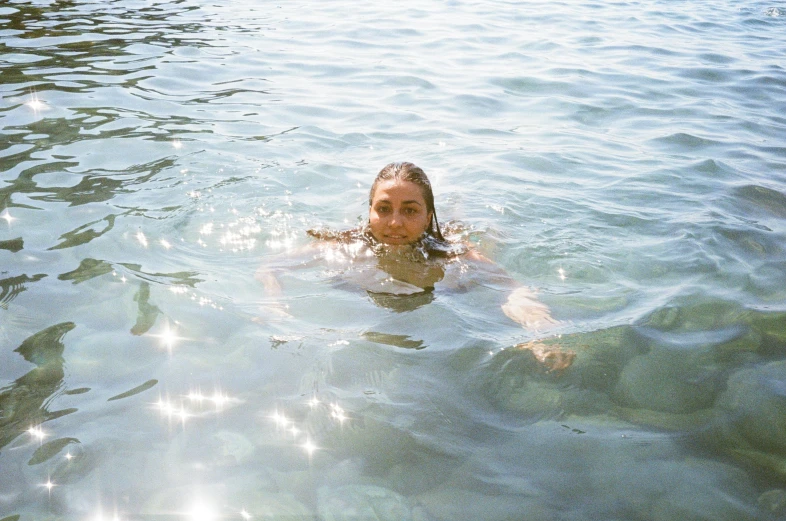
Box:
2;1;786;518
648;132;726;151
730;184;786;219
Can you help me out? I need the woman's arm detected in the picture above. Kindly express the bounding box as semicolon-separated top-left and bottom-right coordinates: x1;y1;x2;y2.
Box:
460;248;558;332
501;286;558;331
254;265;283;297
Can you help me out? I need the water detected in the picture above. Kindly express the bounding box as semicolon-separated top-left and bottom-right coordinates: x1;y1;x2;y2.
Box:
2;0;786;519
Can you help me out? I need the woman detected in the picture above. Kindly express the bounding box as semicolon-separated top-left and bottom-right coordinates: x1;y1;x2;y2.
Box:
309;163;556;331
258;162;571;369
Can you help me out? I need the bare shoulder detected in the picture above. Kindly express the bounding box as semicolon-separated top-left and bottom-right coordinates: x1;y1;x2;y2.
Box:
461;247;493;263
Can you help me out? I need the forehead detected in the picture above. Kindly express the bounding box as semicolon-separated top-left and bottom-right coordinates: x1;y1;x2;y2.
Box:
371;179;426;204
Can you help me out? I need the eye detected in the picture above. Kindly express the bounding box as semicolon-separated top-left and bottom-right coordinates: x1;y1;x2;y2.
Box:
375;205;391;214
404;207;419;215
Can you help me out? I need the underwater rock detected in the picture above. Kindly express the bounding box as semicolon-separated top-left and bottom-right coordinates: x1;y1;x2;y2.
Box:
497;378;564;419
750;310;786;348
712;361;786;477
612;405;713;432
418;420;761;521
651;459;758;521
317;415;424;475
238;490;314;521
418;487;551;521
475;327;642;419
717;360;786;452
758;489;786;516
513;340;575;373
163;428;258;475
613;347;721;414
535;325;640;392
211;430;257;466
478;345;563;419
317;485;413;521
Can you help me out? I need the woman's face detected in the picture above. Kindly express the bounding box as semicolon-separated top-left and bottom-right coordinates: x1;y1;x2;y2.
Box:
369;179;432;245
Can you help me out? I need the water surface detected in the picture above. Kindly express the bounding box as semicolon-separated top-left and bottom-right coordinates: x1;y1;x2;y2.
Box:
2;0;786;520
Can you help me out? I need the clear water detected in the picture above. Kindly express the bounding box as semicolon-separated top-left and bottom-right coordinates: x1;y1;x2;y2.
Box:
2;0;786;519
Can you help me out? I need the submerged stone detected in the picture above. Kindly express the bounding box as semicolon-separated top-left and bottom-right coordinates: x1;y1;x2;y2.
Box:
239;490;314;521
211;430;256;466
717;361;786;452
713;361;786;477
758;489;786;516
612;405;713;432
613;347;721;413
416;420;761;521
317;485;413;521
498;379;563;419
651;459;758;521
418;487;552;521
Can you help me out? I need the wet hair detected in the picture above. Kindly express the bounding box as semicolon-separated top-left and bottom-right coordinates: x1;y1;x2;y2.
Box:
308;162;466;258
369;162;445;241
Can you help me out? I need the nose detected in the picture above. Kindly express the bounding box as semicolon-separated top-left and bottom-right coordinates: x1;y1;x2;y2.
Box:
388;210;404;226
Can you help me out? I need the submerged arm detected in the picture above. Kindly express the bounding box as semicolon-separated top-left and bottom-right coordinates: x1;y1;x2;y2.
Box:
254;265;283;297
461;248;558;332
501;286;558;331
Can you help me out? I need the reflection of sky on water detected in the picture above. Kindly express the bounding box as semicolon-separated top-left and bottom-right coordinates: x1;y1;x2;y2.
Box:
1;0;785;520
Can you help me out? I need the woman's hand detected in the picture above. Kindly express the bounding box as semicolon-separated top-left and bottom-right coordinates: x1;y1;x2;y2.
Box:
254;267;282;297
502;286;558;331
515;340;575;373
253;266;292;321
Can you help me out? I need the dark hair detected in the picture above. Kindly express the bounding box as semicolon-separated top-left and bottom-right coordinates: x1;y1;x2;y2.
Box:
308;162;465;258
369;162;445;241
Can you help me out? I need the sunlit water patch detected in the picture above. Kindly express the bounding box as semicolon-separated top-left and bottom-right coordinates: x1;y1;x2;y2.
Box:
2;0;786;520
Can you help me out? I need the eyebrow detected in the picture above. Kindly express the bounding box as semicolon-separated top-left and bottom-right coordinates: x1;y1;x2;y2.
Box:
376;199;423;206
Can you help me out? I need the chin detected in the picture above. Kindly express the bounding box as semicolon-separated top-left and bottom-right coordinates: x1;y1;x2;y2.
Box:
381;236;414;245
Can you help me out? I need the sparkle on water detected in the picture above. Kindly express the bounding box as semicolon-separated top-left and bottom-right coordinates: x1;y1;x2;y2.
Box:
1;1;784;520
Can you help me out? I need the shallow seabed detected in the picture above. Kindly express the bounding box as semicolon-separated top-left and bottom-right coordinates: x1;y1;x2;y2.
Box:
2;0;786;520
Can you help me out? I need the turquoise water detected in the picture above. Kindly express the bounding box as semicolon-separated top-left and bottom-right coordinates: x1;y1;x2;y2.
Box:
2;0;786;519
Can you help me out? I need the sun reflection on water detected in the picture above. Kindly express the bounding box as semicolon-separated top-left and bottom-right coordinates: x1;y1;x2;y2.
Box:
136;230;149;248
40;477;55;495
25;90;46;112
185;500;218;521
155;396;192;425
329;403;349;426
1;210;15;225
220;218;260;252
301;438;318;459
148;321;187;352
154;386;239;429
28;425;46;442
88;507;124;521
263;395;354;462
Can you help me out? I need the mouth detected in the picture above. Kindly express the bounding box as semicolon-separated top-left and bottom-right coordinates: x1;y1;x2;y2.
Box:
383;234;408;243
